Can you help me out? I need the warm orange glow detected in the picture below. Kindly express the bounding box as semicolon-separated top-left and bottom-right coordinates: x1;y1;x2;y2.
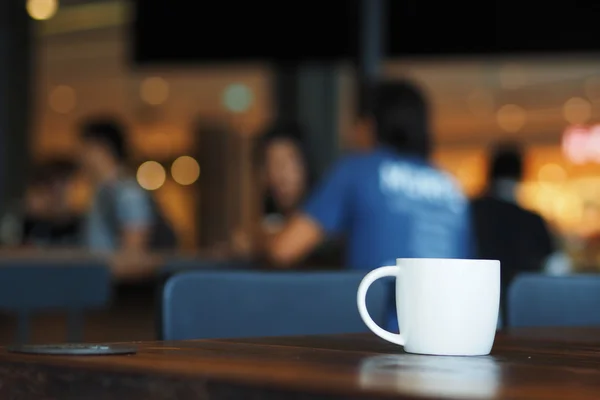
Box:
171;156;200;185
554;194;583;226
538;163;566;183
496;104;526;132
136;161;166;190
466;89;494;117
563;97;591;124
585;76;600;102
27;0;58;20
49;85;76;114
140;77;169;105
436;146;600;232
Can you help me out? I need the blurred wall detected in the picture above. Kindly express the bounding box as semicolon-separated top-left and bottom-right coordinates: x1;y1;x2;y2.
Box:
31;1;271;248
30;0;600;242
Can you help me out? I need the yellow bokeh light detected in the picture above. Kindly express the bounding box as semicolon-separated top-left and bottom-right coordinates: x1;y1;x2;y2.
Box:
516;182;538;211
140;77;169;105
26;0;58;21
48;85;76;114
136;161;166;191
554;194;583;227
171;156;200;185
563;97;592;125
496;104;526;133
537;163;566;183
533;185;557;218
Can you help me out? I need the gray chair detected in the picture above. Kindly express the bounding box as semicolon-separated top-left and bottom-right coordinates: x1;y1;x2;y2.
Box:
161;271;389;340
507;273;600;327
0;261;112;343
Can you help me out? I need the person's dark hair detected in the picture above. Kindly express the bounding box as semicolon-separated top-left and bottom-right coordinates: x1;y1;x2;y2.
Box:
255;122;313;214
80;117;128;162
489;142;524;181
254;122;308;165
368;80;431;158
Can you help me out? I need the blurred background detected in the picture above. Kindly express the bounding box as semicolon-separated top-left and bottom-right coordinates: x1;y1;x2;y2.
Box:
20;0;600;248
2;0;600;343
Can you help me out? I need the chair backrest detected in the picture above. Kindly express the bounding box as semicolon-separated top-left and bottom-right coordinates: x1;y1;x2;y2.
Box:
161;271;389;340
0;260;112;343
160;257;256;277
0;261;111;310
507;273;600;327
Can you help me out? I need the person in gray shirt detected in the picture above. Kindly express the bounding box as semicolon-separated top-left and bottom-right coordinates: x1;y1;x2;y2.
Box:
79;118;154;254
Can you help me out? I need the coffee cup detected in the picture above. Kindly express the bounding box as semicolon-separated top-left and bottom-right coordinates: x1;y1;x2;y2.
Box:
357;258;500;356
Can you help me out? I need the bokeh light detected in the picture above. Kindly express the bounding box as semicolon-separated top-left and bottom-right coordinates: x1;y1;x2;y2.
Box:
171;156;200;185
496;104;527;132
553;193;583;226
140;77;169;105
538;163;566;183
563;97;592;125
222;83;253;113
26;0;58;20
136;161;166;191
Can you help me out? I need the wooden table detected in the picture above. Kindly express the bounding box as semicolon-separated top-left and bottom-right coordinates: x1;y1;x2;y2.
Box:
1;328;600;399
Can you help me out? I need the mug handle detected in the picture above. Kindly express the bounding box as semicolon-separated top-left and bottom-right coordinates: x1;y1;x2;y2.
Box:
357;266;405;346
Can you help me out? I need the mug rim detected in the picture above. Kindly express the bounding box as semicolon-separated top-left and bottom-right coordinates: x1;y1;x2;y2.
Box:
396;258;499;264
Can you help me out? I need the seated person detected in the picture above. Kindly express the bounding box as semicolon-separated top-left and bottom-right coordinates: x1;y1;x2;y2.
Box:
78;117;176;278
258;123;313;233
233;122;343;268
471;143;555;319
260;81;473;328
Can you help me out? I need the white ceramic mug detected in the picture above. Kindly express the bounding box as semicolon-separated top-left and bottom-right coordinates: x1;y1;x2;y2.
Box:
357;258;500;356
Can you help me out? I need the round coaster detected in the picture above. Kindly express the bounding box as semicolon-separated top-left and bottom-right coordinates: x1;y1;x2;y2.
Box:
6;343;137;356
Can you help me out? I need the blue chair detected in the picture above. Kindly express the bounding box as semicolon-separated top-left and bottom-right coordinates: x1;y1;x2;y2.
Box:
155;258;257;335
0;261;112;343
160;257;256;277
507;273;600;327
161;271;389;340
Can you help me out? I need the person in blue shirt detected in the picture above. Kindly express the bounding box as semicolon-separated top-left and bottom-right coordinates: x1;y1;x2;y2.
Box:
262;80;473;327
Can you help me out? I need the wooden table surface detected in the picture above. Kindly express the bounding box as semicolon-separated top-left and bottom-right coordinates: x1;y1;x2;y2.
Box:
1;328;600;399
